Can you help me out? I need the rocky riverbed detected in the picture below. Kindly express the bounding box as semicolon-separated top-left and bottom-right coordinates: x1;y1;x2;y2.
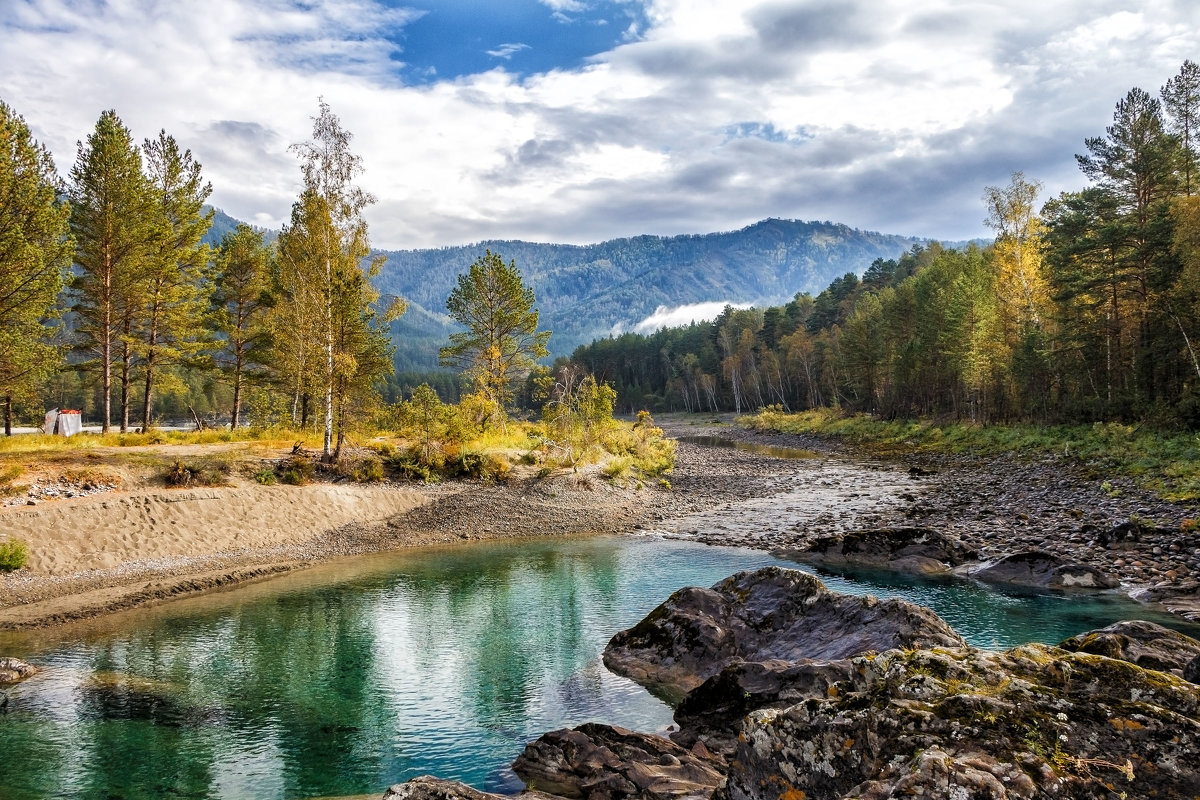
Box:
652;418;1200;621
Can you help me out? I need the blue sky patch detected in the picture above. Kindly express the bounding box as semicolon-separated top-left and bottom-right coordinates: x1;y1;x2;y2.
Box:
386;0;649;82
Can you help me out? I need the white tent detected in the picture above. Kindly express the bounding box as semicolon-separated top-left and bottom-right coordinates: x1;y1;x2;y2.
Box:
43;409;82;437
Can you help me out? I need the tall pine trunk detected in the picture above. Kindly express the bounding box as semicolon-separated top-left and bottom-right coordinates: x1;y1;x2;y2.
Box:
231;345;244;429
3;395;11;436
120;322;132;433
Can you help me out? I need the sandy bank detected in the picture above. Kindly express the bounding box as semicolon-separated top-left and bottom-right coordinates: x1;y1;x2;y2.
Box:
2;483;428;575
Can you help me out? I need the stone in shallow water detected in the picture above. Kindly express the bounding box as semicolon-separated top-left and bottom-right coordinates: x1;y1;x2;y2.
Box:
603;566;966;700
782;526;977;574
382;775;561;800
1058;619;1200;677
0;657;36;684
971;550;1119;590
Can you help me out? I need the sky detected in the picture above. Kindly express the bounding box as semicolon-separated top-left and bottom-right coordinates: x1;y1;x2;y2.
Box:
3;0;1199;250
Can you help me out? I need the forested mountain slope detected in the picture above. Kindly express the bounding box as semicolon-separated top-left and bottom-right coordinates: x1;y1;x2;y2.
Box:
374;218;929;366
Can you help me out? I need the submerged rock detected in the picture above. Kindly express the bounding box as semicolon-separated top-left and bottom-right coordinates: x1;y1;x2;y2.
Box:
783;526;976;574
603;567;966;700
718;644;1200;800
1058;619;1200;677
972;550;1120;590
512;723;724;800
0;657;36;684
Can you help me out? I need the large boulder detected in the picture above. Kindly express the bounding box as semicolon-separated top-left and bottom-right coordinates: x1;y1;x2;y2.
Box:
972;551;1120;590
0;657;36;684
785;527;976;574
511;724;723;800
718;644;1200;800
603;567;966;700
1058;620;1200;677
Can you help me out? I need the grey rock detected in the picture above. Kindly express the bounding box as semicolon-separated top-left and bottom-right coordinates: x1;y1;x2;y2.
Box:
782;526;976;574
512;723;723;800
972;551;1120;590
1058;620;1200;677
0;657;36;684
603;566;966;700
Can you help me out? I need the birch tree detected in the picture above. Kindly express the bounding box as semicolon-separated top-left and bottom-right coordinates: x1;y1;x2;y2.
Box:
285;100;402;457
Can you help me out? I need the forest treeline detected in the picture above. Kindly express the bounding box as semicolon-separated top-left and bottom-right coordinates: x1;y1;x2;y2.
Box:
0;99;400;458
571;61;1200;428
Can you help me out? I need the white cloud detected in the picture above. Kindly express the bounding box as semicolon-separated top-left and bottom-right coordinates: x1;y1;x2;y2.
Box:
486;43;531;59
633;301;749;333
3;0;1199;249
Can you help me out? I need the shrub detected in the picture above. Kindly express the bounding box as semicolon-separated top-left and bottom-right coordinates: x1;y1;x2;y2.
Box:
253;468;277;486
278;456;315;486
164;460;232;488
0;539;29;572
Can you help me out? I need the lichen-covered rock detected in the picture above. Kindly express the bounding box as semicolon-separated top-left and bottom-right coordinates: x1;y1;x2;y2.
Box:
603;567;967;700
1058;619;1200;677
672;659;859;756
382;776;562;800
511;723;723;800
0;657;36;684
717;644;1200;800
972;551;1119;590
784;527;976;575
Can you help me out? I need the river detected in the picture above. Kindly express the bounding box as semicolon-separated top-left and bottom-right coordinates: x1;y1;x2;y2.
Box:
2;534;1197;800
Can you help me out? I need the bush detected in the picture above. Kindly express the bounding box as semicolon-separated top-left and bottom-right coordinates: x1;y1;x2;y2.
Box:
0;538;29;572
164;460;232;488
253;468;277;486
278;456;315;486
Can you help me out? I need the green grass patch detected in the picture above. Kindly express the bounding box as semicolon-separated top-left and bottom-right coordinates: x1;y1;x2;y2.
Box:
741;408;1200;503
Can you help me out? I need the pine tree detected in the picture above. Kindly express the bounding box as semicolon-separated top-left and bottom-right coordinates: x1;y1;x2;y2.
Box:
212;224;275;429
440;250;550;418
68;110;152;433
139;130;213;429
0;100;72;434
1163;60;1200;196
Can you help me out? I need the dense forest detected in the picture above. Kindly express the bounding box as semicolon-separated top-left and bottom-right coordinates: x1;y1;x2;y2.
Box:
571;62;1200;427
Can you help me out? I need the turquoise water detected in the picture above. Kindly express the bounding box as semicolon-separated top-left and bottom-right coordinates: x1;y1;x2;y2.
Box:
0;535;1196;800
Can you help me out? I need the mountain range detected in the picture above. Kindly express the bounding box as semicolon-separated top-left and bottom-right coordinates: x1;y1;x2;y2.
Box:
206;210;962;370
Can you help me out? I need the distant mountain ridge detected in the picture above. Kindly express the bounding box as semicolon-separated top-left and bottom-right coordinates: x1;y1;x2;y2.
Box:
375;218;936;367
205;210;961;369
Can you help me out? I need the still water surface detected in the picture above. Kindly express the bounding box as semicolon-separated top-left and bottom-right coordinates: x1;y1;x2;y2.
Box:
1;535;1196;800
